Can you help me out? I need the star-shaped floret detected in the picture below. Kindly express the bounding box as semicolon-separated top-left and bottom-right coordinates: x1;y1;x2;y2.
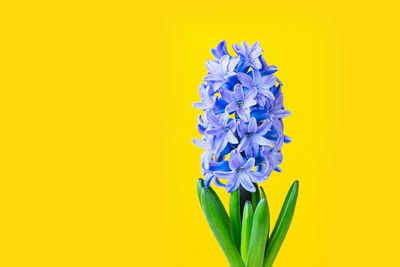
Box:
211;40;231;61
220;84;257;122
204;55;240;91
237;70;277;107
192;135;216;169
192;83;216;110
237;117;274;158
214;150;267;192
205;112;238;156
232;41;263;70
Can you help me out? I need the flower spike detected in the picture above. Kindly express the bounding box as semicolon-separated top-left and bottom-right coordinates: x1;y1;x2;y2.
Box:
193;41;290;192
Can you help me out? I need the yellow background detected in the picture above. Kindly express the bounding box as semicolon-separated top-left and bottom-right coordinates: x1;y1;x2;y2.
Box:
1;0;400;266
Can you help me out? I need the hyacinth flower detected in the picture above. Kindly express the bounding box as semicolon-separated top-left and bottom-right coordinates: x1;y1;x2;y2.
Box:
220;84;257;122
204;55;240;91
237;117;273;159
193;41;299;267
237;70;276;107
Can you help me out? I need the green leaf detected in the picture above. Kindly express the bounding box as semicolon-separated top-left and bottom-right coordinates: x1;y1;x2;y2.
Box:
197;179;230;231
263;181;299;267
246;198;270;267
200;188;245;267
259;186;270;249
251;183;261;212
197;178;205;203
260;186;266;200
240;201;253;261
230;189;241;250
209;186;230;231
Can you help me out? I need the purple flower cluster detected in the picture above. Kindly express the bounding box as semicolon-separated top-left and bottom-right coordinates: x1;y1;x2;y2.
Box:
193;41;291;193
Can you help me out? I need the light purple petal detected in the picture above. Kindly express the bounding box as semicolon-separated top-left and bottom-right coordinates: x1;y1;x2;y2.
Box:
270;151;283;166
198;83;206;98
239;172;256;192
274;92;283;107
220;55;229;71
249;171;268;183
252;70;261;84
220;88;235;102
216;40;227;55
256;119;272;135
192;138;211;150
206;111;220;126
274;136;284;150
237;121;246;137
245;88;258;100
197;114;205;125
232;43;243;54
227;119;237;131
271;109;291;118
219;112;229;125
205;60;219;72
234;84;244;100
226;174;241;193
229;149;244;169
242;158;255;170
192;102;207;110
258;89;275;100
205;127;224;136
207;84;215;94
214;177;227;187
272;120;283;134
253;135;274;146
242;42;250;54
237;72;254;87
227;131;238;144
251;41;261;52
250;48;263;59
228;57;240;72
201;150;214;169
256;95;267;107
244;144;253;158
259;55;268;72
226;102;238;113
216;138;229;155
248;117;257;133
243;98;257;109
236;108;250;122
213;81;225;91
204;73;222;82
214;170;235;179
237;137;249;152
260;75;277;88
251;142;259;157
252;61;262;70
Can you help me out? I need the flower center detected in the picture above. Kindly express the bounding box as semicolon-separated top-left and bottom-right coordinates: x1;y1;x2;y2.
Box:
245;132;253;137
236;101;244;108
224;126;230;131
236;167;244;172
